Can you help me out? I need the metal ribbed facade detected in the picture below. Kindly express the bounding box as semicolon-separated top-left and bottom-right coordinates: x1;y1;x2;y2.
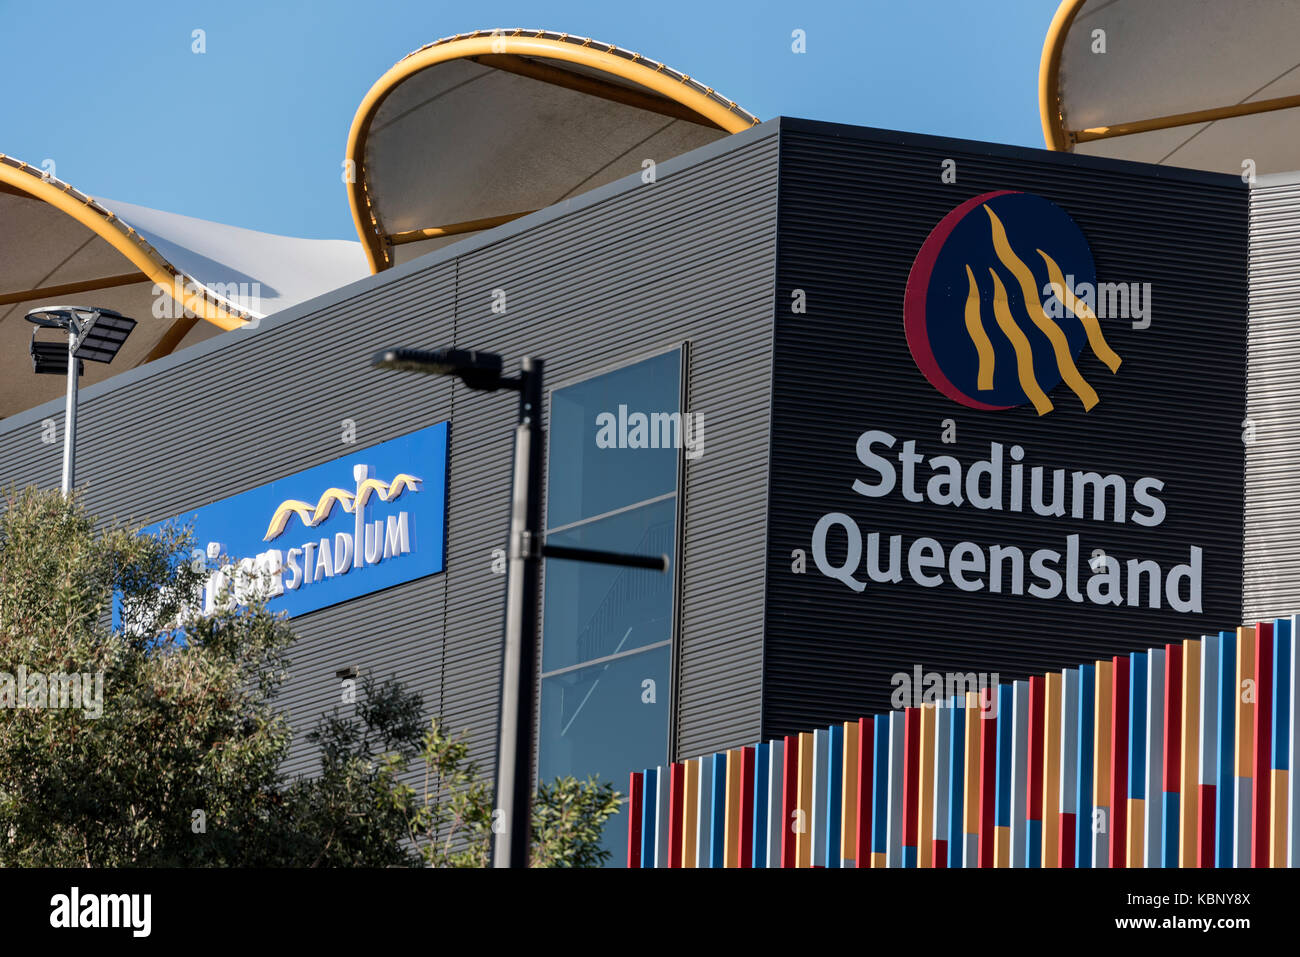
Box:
1245;170;1300;622
0;124;779;781
764;119;1249;738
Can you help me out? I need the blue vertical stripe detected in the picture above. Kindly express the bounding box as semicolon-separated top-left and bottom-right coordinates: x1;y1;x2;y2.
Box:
753;741;770;868
872;717;890;857
710;753;726;868
1275;619;1292;770
1076;664;1095;868
948;696;966;868
641;767;657;868
826;723;843;868
995;684;1014;828
1216;630;1237;867
1129;653;1147;800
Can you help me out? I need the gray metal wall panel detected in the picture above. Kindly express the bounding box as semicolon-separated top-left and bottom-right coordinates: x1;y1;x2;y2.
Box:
1245;172;1300;621
0;127;779;792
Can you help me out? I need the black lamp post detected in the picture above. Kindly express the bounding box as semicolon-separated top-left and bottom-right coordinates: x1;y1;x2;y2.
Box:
372;346;668;868
26;305;137;495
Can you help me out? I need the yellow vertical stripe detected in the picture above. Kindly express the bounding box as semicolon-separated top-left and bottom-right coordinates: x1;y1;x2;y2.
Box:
682;758;698;868
964;692;982;837
987;269;1054;415
963;265;996;390
1043;672;1062;868
842;721;859;863
985;204;1099;410
1180;639;1201;868
1036;248;1122;372
1272;769;1288;868
1093;661;1113;808
919;705;936;867
797;732;815;868
1128;798;1145;868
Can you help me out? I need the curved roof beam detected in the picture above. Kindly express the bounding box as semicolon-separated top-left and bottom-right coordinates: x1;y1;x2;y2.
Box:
346;28;760;273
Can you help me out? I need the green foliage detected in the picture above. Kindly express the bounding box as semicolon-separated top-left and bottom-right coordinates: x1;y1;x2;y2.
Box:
0;487;620;867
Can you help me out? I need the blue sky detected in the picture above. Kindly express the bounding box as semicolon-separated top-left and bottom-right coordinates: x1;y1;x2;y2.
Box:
2;0;1061;240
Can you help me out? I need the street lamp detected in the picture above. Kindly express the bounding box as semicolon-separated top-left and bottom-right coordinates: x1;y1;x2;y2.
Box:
26;305;137;495
372;346;669;868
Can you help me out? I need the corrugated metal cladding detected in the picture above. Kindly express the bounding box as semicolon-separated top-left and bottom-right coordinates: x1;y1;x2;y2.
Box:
1244;171;1300;621
764;118;1249;738
0;123;779;780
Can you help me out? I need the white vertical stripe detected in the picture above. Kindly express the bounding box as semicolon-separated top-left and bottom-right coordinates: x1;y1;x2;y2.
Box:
1060;669;1079;815
933;704;951;847
697;757;713;868
1145;648;1166;868
768;738;784;868
887;710;905;868
1200;635;1220;787
1010;681;1030;869
655;764;669;868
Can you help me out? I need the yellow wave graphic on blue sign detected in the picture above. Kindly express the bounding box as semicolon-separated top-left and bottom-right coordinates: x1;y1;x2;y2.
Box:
263;472;423;541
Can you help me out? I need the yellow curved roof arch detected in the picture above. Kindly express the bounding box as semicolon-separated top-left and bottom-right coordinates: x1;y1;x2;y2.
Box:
1038;0;1300;173
346;28;761;273
0;155;250;331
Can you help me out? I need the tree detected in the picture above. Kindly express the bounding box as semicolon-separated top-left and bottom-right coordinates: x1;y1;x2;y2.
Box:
0;487;620;867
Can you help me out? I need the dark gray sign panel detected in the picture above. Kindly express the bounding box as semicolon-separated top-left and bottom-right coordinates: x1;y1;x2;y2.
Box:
764;120;1248;735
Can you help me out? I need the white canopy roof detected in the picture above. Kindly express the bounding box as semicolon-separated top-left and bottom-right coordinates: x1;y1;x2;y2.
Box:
1040;0;1300;174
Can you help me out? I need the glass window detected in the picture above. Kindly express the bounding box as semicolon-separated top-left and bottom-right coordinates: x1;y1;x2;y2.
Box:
538;348;682;866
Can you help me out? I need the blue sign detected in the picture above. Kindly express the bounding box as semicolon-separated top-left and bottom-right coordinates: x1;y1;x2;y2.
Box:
149;422;448;619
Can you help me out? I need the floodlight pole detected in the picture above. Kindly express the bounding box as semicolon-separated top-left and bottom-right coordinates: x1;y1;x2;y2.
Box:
60;314;82;496
495;355;543;870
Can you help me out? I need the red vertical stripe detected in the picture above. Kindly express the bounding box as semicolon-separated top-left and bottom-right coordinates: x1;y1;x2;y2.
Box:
903;707;921;850
856;717;873;868
627;771;644;868
781;734;799;868
1163;645;1182;795
668;763;685;868
739;747;755;868
979;703;998;867
1059;814;1076;868
1109;655;1129;869
1252;622;1274;868
1026;676;1045;824
1198;785;1215;868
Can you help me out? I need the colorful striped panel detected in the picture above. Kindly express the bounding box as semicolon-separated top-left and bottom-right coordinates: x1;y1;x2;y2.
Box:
1109;655;1129;869
1198;635;1219;868
781;734;798;868
1253;623;1274;868
888;711;905;868
1144;650;1164;868
1094;661;1113;868
1075;667;1095;868
842;720;859;866
947;696;966;868
1235;627;1254;867
812;728;830;867
825;724;843;868
902;709;920;868
724;749;741;867
669;762;685;868
1215;632;1236;867
1128;653;1147;869
1271;619;1291;868
797;731;815;868
628;771;644;868
855;719;872;867
997;684;1016;868
682;758;699;868
751;743;769;868
655;765;670;868
1042;672;1062;868
642;767;658;868
1161;646;1181;869
964;691;982;867
932;706;950;868
917;707;935;868
1010;682;1031;869
873;716;890;868
1289;617;1300;869
1026;676;1045;868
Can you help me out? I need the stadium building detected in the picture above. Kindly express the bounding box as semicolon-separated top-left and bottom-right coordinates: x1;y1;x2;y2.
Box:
1;7;1298;865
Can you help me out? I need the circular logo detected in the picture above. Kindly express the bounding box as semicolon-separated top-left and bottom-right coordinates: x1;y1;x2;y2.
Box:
904;191;1118;414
